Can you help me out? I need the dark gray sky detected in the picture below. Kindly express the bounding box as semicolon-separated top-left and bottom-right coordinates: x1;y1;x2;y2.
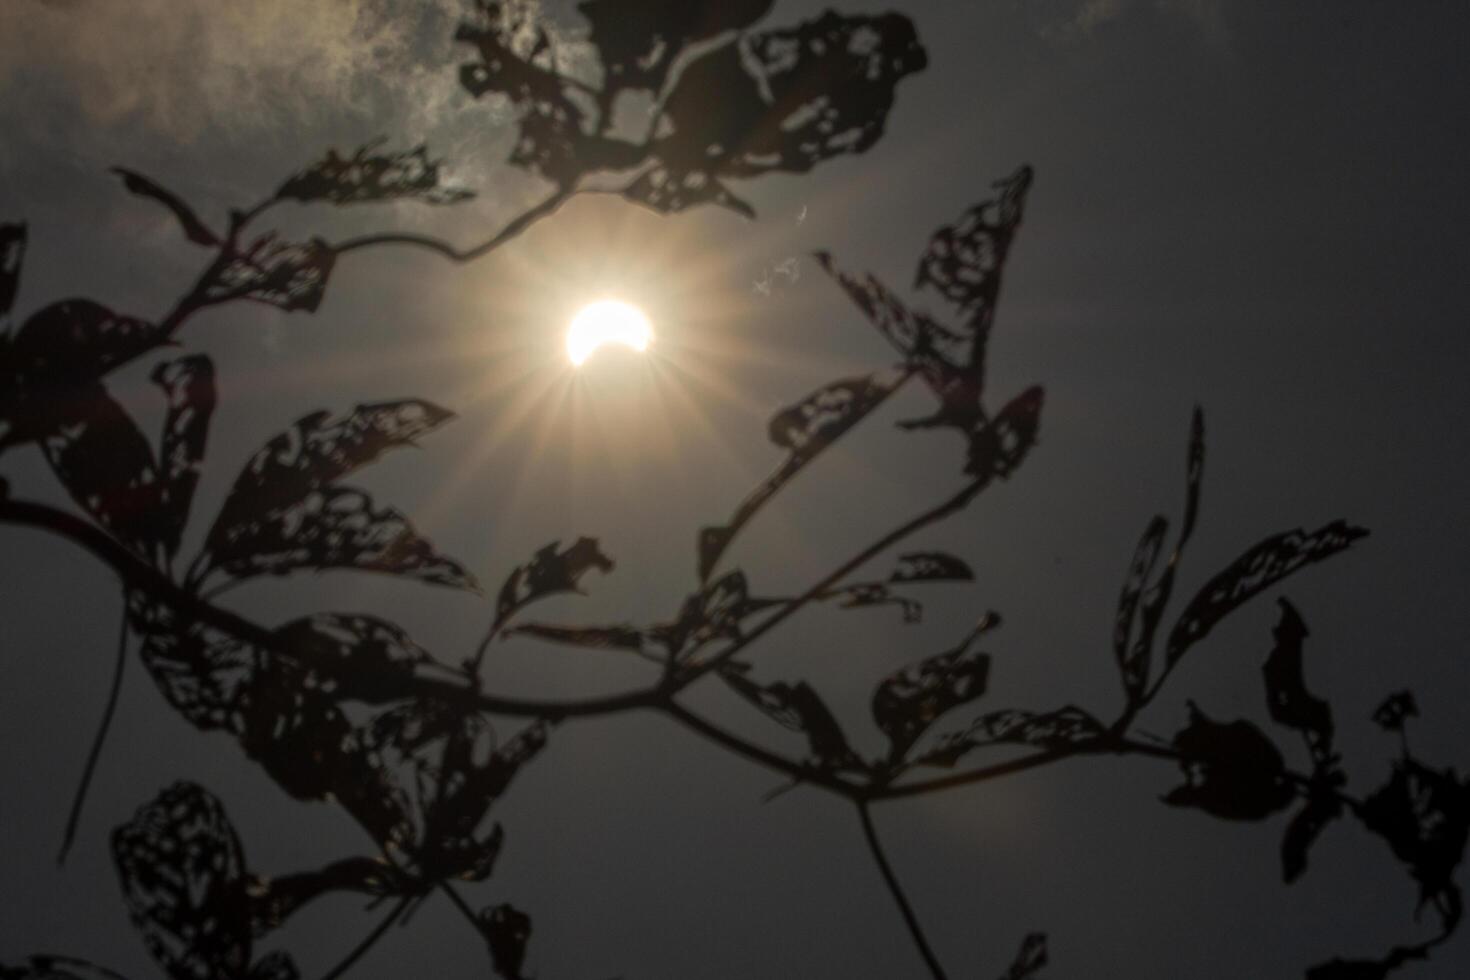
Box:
3;1;1469;978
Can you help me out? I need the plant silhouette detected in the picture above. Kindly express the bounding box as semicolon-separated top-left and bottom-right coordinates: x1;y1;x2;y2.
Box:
1;3;1465;979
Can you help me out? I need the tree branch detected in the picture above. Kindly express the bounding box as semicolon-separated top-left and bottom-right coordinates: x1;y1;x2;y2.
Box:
856;802;949;980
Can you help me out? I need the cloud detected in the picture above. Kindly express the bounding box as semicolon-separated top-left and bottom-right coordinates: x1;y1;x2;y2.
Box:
1027;0;1229;44
0;0;531;176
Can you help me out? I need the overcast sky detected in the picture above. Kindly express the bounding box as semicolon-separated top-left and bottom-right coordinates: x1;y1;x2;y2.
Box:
3;1;1469;978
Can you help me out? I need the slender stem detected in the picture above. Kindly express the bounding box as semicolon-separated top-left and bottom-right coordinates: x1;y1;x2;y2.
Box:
659;698;861;797
333;188;575;263
317;894;412;980
683;472;990;686
57;602;131;865
439;882;484;934
856;802;949;980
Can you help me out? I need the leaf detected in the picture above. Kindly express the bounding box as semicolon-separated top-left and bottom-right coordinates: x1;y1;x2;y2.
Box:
998;932;1048;980
1360;759;1470;927
828;583;923;624
1372;691;1418;733
1114;515;1168;699
1262;599;1335;767
578;0;774;91
1;221;25;318
275;141;474;206
152;356;217;559
200;401;474;590
505;622;647;653
494;537;614;633
1165;520;1369;669
204;234;335;313
654;570;759;658
914;705;1106;769
110;168;220;247
200;484;478;589
273;613;435;704
479;904;532;980
622;166;755;220
872;616;997;761
1161;703;1294;821
890;551;974;584
111;782;252;980
699;371;904;581
965;385;1044;479
1115;409;1205;703
916;166;1034;328
38;383;164;560
9;299;161;385
720;667;862;771
245;954;298;980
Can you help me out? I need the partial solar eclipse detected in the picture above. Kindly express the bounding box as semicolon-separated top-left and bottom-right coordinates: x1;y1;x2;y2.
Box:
566;300;654;366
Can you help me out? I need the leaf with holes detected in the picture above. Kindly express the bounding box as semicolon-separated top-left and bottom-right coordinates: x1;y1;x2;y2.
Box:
494;537;614;633
915;705;1106;769
1165;520;1368;668
480;904;532;980
111;782;253;980
720;666;862;770
276;141;473;206
579;0;774;92
872;616;997;761
1263;599;1335;768
151;356;217;559
915;167;1033;329
205;235;335;313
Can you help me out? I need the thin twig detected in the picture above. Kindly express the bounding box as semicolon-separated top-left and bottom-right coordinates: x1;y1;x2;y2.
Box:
317;894;412;980
57;602;131;865
856;802;949;980
333;187;575;263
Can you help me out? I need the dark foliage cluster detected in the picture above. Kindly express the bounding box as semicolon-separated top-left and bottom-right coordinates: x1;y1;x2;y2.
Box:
1;4;1464;980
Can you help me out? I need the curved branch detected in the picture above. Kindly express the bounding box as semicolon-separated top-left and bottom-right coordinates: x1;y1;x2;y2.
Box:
332;187;575;263
57;602;131;864
857;802;949;980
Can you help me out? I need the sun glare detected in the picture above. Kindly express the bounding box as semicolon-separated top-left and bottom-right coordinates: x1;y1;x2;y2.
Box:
567;300;654;366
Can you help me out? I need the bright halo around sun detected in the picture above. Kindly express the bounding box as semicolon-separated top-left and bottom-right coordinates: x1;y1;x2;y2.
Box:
566;300;654;366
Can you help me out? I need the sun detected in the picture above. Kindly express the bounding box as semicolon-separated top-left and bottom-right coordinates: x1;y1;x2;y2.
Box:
566;300;654;366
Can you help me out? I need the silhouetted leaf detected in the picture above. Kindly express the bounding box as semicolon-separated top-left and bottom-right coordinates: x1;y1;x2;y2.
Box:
1115;409;1204;703
494;537;614;633
479;904;532;980
998;932;1048;980
1263;599;1335;768
244;954;297;980
699;371;903;580
916;166;1033;330
915;705;1106;769
663;12;926;177
202;485;476;588
204;235;335;313
273;613;436;704
828;583;924;624
1373;691;1419;733
111;168;221;247
1162;703;1293;821
657;570;763;659
890;551;973;583
505;622;647;653
39;383;164;560
152;356;217;559
622;167;755;219
276;141;474;206
578;0;773;91
965;385;1044;479
1360;760;1470;927
1114;515;1168;699
721;665;862;770
9;299;161;385
1165;520;1369;668
199;401;475;590
872;615;997;761
0;222;24;318
111;782;252;980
